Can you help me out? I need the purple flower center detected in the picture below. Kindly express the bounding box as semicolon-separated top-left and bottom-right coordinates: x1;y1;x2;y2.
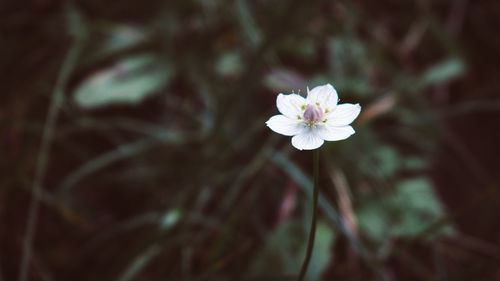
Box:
303;104;323;124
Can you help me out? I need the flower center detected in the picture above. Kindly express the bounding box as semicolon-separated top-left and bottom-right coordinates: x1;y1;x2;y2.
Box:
303;104;324;125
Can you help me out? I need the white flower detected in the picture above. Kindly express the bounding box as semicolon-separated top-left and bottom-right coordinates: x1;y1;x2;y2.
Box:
266;84;361;150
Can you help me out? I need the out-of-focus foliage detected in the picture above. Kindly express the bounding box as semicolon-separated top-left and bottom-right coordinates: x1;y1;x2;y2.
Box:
2;0;500;281
357;177;453;242
251;220;335;280
74;55;174;108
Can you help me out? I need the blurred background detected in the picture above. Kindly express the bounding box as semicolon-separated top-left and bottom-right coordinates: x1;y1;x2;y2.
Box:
2;0;500;280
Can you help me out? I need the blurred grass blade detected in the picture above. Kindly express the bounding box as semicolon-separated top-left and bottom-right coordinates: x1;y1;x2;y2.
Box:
58;138;157;198
118;244;162;281
235;0;262;46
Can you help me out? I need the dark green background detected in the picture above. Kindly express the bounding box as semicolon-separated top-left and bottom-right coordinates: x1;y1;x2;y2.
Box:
2;0;500;280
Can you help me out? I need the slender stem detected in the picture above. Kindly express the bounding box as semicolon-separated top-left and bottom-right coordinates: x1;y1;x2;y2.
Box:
297;149;320;281
17;15;84;281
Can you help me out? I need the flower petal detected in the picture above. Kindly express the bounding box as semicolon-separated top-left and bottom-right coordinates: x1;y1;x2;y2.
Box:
266;115;305;136
276;93;306;119
306;84;338;111
328;103;361;126
291;130;324;150
316;125;355;141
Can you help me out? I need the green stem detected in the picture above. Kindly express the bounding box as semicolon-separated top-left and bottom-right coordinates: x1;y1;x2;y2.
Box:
17;8;85;281
297;149;320;281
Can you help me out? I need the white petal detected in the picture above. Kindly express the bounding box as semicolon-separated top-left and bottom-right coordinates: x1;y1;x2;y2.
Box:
329;103;361;126
276;93;306;119
291;130;324;150
316;125;355;141
306;84;338;111
266;115;305;136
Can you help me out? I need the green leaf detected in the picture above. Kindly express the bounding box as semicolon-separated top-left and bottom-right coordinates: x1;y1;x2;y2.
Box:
74;55;173;108
357;177;453;242
360;146;400;178
250;220;335;281
87;23;149;62
420;57;465;87
215;52;243;77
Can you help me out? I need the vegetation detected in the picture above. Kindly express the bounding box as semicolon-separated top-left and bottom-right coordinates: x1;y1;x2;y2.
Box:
2;0;500;280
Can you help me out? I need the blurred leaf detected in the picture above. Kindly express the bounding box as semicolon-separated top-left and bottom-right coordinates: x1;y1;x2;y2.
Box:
327;37;373;96
394;178;451;236
87;23;149;61
307;222;335;280
74;55;173;108
357;177;453;242
250;220;335;281
294;40;315;58
372;146;399;177
215;52;244;77
358;146;401;179
158;209;181;230
420;57;465;87
276;37;316;59
334;78;371;97
403;156;428;170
